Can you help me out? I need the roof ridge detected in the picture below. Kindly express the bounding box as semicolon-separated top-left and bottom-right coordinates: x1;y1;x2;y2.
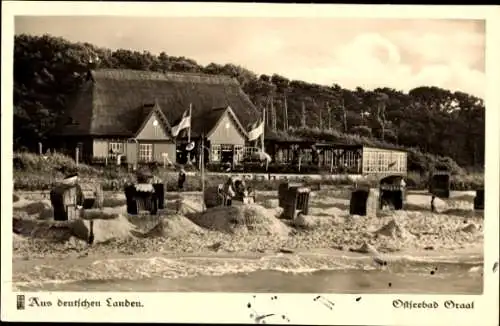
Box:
90;68;240;85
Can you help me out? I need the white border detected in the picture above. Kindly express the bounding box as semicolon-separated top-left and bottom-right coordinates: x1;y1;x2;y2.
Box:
2;2;499;325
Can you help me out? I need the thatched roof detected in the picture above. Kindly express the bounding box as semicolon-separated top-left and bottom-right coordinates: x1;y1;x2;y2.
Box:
55;69;261;137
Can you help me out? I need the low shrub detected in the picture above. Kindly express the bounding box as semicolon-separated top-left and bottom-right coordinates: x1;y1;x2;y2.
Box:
12;152;484;192
13;152;99;175
13;170;483;192
14;171;62;191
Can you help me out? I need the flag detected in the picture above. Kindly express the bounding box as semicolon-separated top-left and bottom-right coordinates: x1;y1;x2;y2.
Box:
388;161;397;168
248;119;264;141
171;109;191;137
255;150;271;162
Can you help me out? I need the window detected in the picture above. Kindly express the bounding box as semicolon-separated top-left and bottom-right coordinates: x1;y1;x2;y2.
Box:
324;150;332;164
211;144;221;162
347;151;356;167
109;142;124;158
303;149;312;164
139;144;153;162
364;151;376;172
244;146;258;159
276;149;285;163
234;145;244;163
399;154;407;173
221;144;233;151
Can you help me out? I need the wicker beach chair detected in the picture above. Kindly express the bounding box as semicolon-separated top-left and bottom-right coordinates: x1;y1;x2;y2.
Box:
50;183;84;221
125;183;159;215
349;187;379;218
280;186;311;220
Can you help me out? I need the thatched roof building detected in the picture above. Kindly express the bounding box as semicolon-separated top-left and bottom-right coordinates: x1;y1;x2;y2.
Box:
55;69;261;138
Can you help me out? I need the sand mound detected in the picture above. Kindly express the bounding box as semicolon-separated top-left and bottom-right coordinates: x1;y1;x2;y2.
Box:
102;197;126;208
267;206;284;218
350;241;380;254
189;204;290;236
82;208;123;220
70;214;135;244
37;207;54;220
308;206;345;217
446;199;474;210
13;232;26;242
176;197;205;216
13;218;73;242
375;219;412;239
262;199;279;209
144;214;205;238
442;208;477;218
460;223;478;233
13;211;135;244
294;214;340;229
13;200;52;215
406;194;448;212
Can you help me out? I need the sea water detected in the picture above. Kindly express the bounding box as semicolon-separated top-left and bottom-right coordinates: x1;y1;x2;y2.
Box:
13;253;483;294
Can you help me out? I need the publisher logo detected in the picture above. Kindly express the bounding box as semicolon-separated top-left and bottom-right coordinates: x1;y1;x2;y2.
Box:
17;295;25;310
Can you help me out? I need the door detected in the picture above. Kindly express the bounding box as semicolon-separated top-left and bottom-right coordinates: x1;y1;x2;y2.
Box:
221;148;234;164
126;140;138;165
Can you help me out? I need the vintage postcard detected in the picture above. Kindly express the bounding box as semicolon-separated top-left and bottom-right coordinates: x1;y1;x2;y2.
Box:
1;1;499;325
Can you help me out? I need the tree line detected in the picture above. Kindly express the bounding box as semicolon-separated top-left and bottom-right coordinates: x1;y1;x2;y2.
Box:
13;34;485;172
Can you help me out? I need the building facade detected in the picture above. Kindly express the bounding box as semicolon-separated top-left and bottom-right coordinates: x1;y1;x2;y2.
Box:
52;69;260;166
361;146;407;176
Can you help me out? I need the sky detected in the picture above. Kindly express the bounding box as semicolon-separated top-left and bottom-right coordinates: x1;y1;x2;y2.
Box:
15;16;485;98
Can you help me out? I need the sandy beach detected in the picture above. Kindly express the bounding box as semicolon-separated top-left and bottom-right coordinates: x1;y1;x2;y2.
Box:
11;188;484;292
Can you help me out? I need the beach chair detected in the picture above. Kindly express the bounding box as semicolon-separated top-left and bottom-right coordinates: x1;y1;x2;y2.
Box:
278;182;304;208
280;186;311;220
152;182;166;209
474;189;484;210
379;176;405;210
79;182;104;209
349;187;379;217
50;183;84;221
124;183;159;215
429;171;451;198
203;185;224;209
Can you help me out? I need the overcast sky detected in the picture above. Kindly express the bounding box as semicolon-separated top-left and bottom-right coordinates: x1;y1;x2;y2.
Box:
15;16;485;98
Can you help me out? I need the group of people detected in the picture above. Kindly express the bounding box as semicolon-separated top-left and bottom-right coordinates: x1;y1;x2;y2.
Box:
218;176;251;206
176;164;253;207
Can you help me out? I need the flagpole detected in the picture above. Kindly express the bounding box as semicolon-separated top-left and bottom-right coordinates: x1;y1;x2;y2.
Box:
200;132;205;212
188;103;192;143
261;107;265;152
186;103;192;165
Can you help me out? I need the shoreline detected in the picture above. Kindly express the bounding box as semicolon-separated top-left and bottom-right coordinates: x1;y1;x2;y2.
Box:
12;243;483;283
13;243;484;265
13;233;484;267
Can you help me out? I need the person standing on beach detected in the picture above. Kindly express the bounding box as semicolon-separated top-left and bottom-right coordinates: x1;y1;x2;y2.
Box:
431;195;436;212
178;166;186;192
223;176;236;206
